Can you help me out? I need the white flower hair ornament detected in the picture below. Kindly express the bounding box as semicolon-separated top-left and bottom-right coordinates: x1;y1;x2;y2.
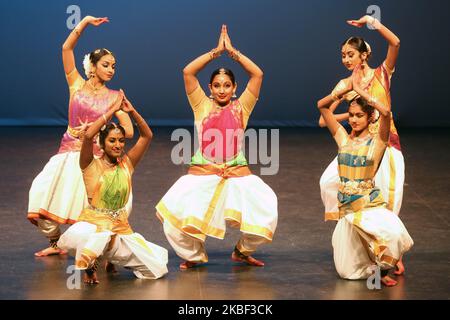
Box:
83;53;93;78
364;41;372;56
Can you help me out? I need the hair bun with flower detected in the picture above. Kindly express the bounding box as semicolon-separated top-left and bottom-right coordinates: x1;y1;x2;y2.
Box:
82;53;93;78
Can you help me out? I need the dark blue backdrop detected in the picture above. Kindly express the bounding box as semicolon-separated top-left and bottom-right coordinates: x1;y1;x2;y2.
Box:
1;0;448;127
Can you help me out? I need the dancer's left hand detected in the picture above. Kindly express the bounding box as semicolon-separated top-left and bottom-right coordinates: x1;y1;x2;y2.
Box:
223;25;236;53
119;89;135;113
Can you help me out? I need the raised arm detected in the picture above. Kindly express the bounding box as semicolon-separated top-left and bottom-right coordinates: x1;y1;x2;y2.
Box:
318;98;349;127
317;98;343;137
317;77;353;128
223;25;264;98
352;65;391;142
120;94;153;168
183;25;226;95
79;90;123;169
62;16;109;81
347;15;400;71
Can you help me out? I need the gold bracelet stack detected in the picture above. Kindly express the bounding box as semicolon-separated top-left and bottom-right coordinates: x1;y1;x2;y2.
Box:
73;28;81;37
368;96;377;106
209;48;221;60
367;16;381;29
229;49;241;61
135;118;146;126
331;90;340;102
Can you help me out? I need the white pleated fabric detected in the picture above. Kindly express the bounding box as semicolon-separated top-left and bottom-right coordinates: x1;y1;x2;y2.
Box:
58;221;168;279
332;207;413;279
156;174;278;242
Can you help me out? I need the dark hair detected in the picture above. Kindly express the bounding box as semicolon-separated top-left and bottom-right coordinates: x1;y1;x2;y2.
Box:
341;37;371;59
209;68;236;85
90;48;115;66
349;97;375;118
99;122;125;148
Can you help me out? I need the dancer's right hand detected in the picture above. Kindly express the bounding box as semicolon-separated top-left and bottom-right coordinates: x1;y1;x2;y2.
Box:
341;76;353;93
83;16;110;27
346;15;370;28
351;64;363;91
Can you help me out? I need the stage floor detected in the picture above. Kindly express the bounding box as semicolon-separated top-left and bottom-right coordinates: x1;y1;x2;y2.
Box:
1;127;449;300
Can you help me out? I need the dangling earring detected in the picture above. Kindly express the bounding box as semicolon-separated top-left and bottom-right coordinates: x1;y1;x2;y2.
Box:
209;93;214;99
368;114;378;135
368;122;378;135
232;92;237;98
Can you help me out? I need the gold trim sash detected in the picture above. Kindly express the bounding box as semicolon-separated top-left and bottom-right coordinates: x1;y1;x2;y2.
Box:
188;164;251;178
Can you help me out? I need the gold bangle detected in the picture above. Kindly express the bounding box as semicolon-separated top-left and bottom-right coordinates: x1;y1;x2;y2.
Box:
367;16;381;29
229;49;241;61
368;96;377;106
331;91;340;101
73;28;81;37
209;48;220;60
134;118;146;126
102;114;107;124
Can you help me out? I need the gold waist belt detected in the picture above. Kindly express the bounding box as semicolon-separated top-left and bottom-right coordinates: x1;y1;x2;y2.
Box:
88;205;127;220
188;164;252;178
338;180;374;196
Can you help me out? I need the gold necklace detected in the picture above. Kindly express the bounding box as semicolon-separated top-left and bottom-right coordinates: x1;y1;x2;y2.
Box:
102;156;117;168
350;131;371;147
213;101;231;110
87;79;105;95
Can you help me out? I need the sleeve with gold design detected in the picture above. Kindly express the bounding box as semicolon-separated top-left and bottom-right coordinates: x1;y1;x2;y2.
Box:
238;87;258;128
66;68;85;98
333;126;349;149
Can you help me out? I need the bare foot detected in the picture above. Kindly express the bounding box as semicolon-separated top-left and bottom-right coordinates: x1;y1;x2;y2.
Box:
231;251;265;267
105;261;118;273
84;271;99;284
179;261;198;270
34;246;67;257
381;275;398;287
394;259;405;276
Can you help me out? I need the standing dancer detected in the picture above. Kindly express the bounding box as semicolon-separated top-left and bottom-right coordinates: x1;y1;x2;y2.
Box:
156;25;278;270
58;93;168;284
318;15;406;274
317;66;413;286
28;16;133;257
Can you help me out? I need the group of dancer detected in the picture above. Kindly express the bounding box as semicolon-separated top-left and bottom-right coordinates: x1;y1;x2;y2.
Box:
27;14;412;287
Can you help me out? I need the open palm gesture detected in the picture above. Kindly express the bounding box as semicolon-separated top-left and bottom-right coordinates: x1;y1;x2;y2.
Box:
84;16;109;27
